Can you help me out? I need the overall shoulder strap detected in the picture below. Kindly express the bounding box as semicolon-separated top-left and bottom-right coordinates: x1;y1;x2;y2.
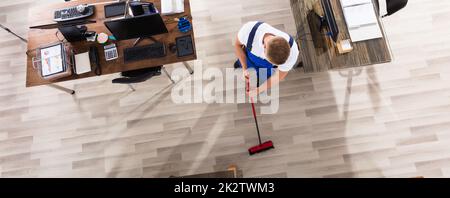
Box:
247;22;264;51
289;36;294;48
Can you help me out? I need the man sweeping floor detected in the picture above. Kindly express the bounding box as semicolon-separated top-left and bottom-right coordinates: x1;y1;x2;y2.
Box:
234;21;300;155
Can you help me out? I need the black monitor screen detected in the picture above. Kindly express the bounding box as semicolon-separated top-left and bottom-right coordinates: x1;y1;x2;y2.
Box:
322;0;339;42
104;14;168;41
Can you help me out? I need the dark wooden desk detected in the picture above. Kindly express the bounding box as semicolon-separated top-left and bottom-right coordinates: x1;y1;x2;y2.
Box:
290;0;391;73
26;0;196;88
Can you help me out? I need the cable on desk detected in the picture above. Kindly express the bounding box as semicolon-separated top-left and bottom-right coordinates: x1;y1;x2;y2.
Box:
26;31;68;56
55;30;66;42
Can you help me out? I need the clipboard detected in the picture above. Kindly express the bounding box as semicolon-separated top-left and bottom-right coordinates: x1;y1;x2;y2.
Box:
31;42;73;80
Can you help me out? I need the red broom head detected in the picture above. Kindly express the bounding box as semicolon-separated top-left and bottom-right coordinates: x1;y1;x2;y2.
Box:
248;141;274;155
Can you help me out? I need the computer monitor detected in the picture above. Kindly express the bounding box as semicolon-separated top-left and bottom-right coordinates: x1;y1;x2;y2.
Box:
29;19;97;42
104;13;168;41
320;0;339;42
30;19;96;30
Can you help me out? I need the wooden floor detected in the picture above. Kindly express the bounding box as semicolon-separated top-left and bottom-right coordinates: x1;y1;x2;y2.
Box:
1;0;450;178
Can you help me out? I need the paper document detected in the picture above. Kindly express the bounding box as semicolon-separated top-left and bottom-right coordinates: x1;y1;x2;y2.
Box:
341;0;372;7
74;52;91;75
161;0;185;15
343;3;378;28
379;0;388;16
348;24;382;42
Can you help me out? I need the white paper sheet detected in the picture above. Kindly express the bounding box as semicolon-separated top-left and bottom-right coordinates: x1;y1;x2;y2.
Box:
161;0;184;15
379;0;388;16
74;52;91;74
348;24;383;42
343;3;378;28
341;0;372;7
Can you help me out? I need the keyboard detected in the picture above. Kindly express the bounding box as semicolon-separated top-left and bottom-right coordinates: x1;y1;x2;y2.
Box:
54;5;95;22
124;42;167;63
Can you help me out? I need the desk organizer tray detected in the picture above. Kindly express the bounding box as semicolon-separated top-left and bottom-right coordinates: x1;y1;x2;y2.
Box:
31;42;73;81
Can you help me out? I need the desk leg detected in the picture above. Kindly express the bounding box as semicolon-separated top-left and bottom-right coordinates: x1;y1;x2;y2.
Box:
162;67;176;84
128;84;136;92
183;62;194;75
48;84;76;95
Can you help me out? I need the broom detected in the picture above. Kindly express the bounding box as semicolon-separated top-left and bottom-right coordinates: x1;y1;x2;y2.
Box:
247;79;274;155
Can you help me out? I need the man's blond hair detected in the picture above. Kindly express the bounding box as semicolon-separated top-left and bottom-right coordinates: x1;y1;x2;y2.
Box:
265;36;290;65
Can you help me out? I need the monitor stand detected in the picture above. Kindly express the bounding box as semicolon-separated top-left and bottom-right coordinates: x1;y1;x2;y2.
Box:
133;36;158;47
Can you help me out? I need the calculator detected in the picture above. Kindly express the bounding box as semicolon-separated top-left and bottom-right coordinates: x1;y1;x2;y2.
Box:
104;44;118;61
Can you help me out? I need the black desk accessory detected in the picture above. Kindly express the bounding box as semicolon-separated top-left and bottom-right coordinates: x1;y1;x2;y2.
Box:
70;49;76;75
129;2;157;16
105;2;127;18
58;25;88;42
56;19;100;42
89;46;101;76
176;35;194;57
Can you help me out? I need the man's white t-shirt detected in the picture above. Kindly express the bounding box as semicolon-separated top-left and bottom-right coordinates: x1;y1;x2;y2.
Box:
238;21;299;72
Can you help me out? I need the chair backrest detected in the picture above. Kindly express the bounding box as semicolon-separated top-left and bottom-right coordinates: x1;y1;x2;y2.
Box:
112;72;155;84
112;66;162;84
383;0;408;17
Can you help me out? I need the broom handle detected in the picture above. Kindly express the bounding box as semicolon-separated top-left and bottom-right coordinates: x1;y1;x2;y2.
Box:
248;79;263;145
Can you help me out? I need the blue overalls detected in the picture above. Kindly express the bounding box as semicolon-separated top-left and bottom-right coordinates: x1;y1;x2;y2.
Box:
237;22;295;84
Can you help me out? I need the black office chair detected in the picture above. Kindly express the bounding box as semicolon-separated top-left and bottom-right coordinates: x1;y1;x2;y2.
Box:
377;0;408;18
112;66;163;91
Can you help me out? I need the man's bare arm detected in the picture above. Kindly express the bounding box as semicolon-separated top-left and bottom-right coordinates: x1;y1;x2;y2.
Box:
257;70;289;93
234;36;248;75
